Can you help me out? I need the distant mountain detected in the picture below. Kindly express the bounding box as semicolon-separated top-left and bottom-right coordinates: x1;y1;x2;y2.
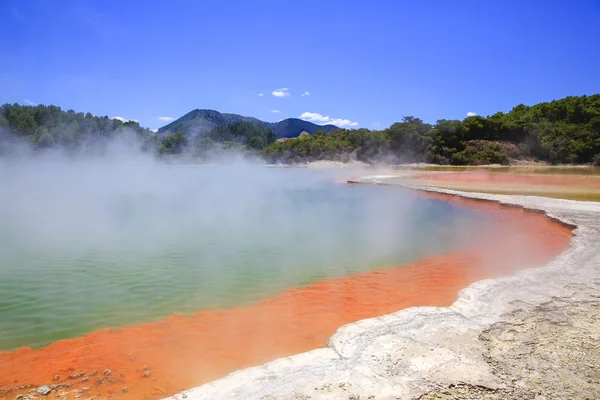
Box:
158;109;338;139
271;118;338;139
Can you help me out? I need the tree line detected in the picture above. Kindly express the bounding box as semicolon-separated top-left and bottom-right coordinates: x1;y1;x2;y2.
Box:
0;103;155;155
158;121;276;157
2;94;599;165
262;95;600;165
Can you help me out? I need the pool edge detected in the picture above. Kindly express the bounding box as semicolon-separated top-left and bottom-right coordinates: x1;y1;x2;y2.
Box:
167;175;600;399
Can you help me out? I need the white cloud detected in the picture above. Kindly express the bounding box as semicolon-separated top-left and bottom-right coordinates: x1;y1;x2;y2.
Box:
111;116;138;123
301;91;310;97
151;129;158;133
328;118;359;127
299;112;330;123
24;99;36;106
272;88;290;97
257;93;264;97
371;122;381;128
466;111;477;117
299;112;358;127
158;116;175;121
271;110;281;113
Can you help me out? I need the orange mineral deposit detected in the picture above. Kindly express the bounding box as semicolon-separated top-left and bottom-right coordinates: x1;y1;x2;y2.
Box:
0;191;572;400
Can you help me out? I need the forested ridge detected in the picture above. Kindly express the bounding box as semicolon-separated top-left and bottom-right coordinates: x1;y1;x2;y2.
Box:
0;103;155;154
157;109;338;140
263;94;600;165
2;94;599;165
158;121;276;156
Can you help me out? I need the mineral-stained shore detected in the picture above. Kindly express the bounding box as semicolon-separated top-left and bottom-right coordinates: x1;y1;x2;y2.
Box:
0;177;575;400
164;178;600;400
410;169;600;201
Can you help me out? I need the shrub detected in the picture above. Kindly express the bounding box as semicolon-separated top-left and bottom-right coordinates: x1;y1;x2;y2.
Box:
451;141;511;165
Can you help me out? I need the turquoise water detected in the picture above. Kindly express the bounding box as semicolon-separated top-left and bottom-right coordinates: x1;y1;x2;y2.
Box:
0;161;487;350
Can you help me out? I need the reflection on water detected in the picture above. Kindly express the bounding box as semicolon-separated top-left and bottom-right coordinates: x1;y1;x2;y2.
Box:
0;162;486;350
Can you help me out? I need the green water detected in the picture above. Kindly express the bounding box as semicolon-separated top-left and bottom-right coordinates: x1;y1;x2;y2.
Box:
0;161;487;350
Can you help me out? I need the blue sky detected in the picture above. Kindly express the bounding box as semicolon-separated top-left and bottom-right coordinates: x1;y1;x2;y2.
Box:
1;0;599;131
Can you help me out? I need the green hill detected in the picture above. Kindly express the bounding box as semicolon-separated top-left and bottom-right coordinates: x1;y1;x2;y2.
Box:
158;109;338;139
157;109;266;138
271;118;338;139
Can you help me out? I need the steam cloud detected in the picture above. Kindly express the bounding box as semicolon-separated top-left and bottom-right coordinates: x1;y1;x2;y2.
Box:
0;125;485;351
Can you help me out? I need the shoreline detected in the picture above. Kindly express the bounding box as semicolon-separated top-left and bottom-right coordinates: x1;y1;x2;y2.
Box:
0;180;574;400
164;177;600;400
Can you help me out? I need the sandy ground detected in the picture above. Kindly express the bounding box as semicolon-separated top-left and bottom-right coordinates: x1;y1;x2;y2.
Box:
0;180;573;399
161;176;600;400
419;288;600;399
407;168;600;201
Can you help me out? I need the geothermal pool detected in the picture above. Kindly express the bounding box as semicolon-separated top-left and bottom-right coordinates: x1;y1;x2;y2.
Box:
0;161;572;399
0;162;485;351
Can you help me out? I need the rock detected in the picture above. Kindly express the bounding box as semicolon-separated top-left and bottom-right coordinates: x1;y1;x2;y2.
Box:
37;385;51;395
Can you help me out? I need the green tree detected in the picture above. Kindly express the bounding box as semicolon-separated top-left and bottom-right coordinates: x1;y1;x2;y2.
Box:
247;136;265;150
194;136;215;156
0;103;155;153
159;131;188;155
36;131;55;148
386;116;431;161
